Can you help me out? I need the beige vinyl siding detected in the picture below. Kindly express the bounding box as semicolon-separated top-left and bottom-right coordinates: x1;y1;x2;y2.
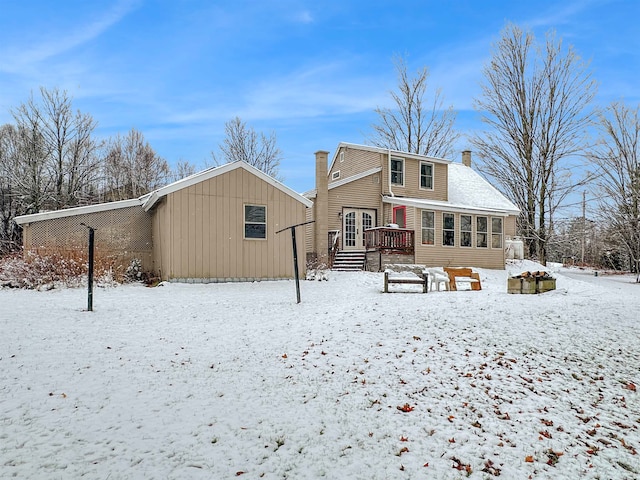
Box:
412;208;508;269
328;146;383;181
383;157;448;200
304;204;315;255
504;215;517;238
328;173;383;233
153;167;307;281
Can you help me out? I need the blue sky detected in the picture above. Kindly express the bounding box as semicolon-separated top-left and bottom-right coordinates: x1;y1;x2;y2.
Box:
1;0;638;197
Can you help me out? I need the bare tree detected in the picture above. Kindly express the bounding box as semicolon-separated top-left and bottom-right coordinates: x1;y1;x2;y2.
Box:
11;87;102;209
471;24;597;264
212;117;282;179
0;124;24;253
103;128;170;200
171;159;199;181
590;101;640;277
368;55;460;158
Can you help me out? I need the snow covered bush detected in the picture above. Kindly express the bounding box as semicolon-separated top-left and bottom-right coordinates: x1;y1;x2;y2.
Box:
125;258;145;282
0;250;149;289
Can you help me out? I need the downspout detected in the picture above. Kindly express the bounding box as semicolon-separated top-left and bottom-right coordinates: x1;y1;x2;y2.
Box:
387;148;395;226
387;148;395;197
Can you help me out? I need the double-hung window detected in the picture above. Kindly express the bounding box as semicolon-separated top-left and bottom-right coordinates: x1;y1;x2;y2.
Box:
476;216;488;248
421;210;435;245
390;157;404;186
420;162;433;190
492;217;503;249
443;213;455;246
460;215;472;247
244;205;266;239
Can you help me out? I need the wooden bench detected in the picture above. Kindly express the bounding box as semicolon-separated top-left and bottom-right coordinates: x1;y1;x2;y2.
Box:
443;267;482;291
383;270;428;293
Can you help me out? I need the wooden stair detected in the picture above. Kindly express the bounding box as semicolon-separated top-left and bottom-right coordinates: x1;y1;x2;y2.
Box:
332;250;365;271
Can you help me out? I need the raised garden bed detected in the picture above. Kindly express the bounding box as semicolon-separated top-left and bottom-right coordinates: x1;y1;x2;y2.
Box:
508;271;556;294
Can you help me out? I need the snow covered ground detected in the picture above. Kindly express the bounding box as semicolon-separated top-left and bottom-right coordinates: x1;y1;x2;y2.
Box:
1;260;639;479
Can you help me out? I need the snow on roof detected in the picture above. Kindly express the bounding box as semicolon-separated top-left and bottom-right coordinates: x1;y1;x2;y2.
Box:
447;163;520;214
383;163;520;216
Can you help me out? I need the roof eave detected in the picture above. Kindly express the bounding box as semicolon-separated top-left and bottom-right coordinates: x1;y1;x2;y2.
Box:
382;196;520;217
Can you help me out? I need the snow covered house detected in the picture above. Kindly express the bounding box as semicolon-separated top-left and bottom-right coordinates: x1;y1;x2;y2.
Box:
15;161;312;282
305;143;520;270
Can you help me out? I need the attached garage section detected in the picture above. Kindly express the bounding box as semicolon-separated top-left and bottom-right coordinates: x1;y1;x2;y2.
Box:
147;162;312;282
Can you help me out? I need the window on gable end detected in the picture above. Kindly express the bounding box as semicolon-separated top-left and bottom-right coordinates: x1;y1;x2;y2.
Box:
244;204;266;239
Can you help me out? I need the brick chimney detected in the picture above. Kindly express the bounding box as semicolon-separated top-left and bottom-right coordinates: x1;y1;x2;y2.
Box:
314;150;329;265
462;150;472;167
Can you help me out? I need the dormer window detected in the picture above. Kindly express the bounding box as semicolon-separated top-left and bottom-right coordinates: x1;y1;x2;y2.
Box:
390;157;404;186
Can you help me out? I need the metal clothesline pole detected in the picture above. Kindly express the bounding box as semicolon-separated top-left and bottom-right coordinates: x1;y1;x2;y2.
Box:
80;223;95;312
276;220;315;304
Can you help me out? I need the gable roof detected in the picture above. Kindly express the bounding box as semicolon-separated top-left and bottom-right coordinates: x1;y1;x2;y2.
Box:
383;163;520;216
13;198;146;225
15;161;312;226
143;161;312;211
303;167;382;199
328;142;451;174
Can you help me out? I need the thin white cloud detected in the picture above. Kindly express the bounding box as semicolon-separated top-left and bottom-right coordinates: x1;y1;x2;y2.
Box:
292;10;314;24
524;0;598;29
0;0;140;73
162;60;389;126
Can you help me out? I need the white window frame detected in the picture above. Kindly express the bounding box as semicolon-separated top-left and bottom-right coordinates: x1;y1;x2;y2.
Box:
491;217;503;249
419;161;434;190
421;210;435;245
244;204;267;240
460;214;472;248
390;157;404;186
332;170;341;180
339;151;345;163
476;216;488;248
443;212;455;247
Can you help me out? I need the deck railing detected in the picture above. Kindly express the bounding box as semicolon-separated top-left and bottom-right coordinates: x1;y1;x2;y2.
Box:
328;230;340;267
364;227;415;254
